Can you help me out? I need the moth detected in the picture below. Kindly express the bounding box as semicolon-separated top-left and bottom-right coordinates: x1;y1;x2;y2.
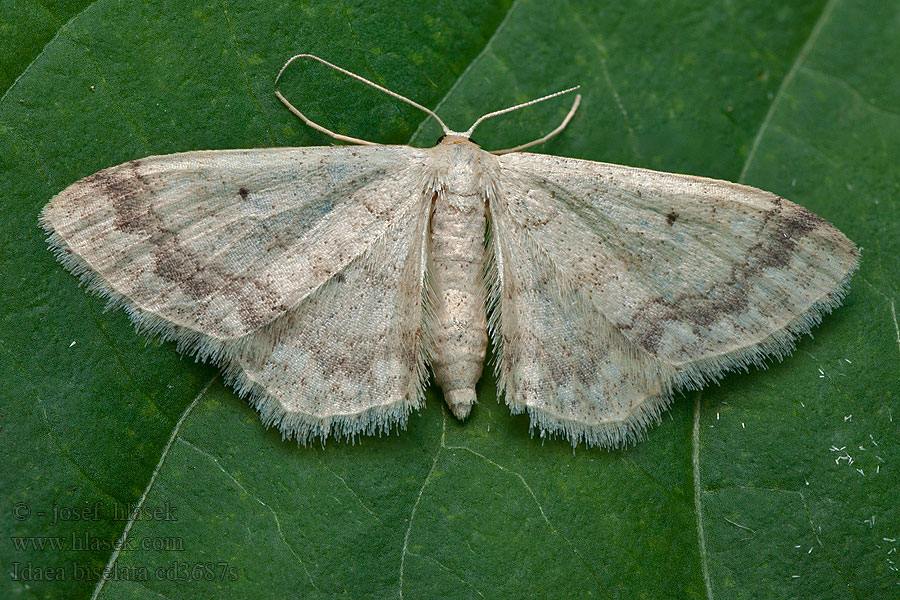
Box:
41;55;859;448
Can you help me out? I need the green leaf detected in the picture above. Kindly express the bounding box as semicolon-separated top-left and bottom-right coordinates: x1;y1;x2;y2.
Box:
1;0;897;598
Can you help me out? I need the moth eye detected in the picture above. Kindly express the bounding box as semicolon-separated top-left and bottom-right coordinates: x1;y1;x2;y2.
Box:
435;134;446;144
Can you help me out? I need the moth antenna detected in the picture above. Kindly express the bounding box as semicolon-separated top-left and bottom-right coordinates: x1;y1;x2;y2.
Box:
462;84;579;138
490;93;581;155
275;53;452;144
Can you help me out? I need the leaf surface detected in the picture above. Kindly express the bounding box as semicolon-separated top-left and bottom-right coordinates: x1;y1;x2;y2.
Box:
1;1;897;598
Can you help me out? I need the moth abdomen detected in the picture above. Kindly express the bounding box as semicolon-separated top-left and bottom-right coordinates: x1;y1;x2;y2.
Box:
427;143;493;420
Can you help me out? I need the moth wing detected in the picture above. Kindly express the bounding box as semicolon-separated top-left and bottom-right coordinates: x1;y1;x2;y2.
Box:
43;145;433;441
229;196;431;442
486;209;671;448
489;152;858;447
41;145;426;361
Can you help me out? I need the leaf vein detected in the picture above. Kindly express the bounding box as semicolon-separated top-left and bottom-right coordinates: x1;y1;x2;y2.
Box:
891;299;900;364
406;550;486;598
739;0;838;182
0;1;96;106
799;66;900;120
221;0;277;145
398;409;446;599
408;0;522;144
443;443;607;592
693;392;714;600
316;453;385;525
0;337;118;501
89;377;214;600
179;438;320;591
564;0;640;158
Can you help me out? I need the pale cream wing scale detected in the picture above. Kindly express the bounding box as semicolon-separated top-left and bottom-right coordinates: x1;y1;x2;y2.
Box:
231;195;432;441
41;145;433;441
489;152;859;447
486;209;671;448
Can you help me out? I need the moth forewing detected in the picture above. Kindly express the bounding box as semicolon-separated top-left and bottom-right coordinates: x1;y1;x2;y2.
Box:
488;154;858;447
